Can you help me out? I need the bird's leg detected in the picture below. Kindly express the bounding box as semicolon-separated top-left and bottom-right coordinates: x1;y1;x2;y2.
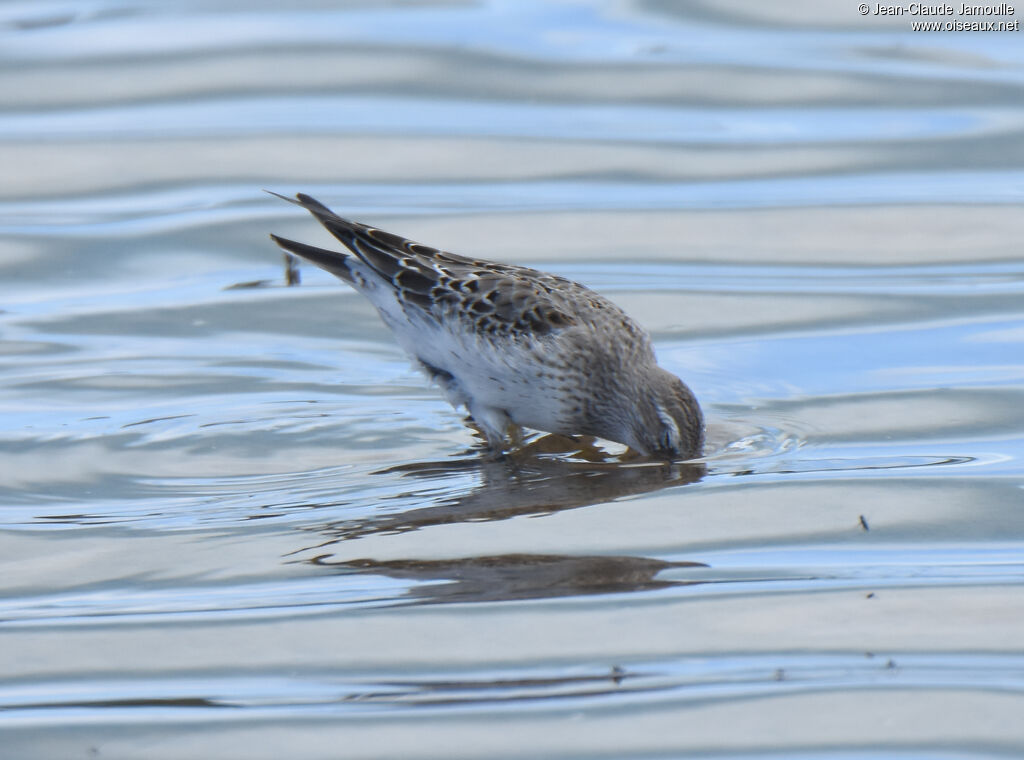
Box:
571;435;612;462
505;421;525;449
617;447;645;462
514;434;612;461
464;405;517;458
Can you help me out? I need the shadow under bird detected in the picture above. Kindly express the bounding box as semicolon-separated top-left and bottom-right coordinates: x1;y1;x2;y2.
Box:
269;192;703;460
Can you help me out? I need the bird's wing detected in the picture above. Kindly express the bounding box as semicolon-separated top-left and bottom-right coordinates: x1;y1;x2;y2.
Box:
270;192;605;338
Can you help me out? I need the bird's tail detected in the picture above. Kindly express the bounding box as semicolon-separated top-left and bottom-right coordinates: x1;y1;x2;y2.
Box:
269;233;354;283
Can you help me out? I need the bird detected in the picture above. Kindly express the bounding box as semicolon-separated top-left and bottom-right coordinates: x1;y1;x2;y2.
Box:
268;192;704;460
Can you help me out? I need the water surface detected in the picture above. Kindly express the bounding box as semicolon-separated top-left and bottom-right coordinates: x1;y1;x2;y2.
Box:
2;1;1023;757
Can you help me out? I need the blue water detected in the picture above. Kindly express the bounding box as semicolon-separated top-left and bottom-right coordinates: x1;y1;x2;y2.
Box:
2;1;1024;757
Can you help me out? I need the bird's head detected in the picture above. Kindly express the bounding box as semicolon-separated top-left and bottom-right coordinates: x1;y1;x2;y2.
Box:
623;367;704;460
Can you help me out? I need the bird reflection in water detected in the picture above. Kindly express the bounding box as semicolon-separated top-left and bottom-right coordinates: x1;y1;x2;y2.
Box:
291;435;707;604
306;434;704;542
311;553;708;605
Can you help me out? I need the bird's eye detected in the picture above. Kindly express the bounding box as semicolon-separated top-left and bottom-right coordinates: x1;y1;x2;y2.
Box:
655;404;680;455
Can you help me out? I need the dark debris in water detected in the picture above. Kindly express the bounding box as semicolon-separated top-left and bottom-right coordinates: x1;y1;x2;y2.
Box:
284;253;301;286
224;254;301;290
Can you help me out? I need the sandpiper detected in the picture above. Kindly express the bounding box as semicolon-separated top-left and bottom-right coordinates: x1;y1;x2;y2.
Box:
269;193;704;459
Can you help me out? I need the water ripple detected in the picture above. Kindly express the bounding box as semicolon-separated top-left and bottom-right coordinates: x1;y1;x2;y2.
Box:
4;172;1024;235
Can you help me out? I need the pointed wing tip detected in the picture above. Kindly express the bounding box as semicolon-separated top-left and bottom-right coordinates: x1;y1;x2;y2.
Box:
264;189;333;214
264;189;300;204
268;232;298;252
267;190;342;221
